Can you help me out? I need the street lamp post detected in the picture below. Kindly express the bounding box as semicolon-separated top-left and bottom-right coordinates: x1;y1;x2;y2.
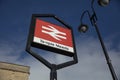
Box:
78;0;118;80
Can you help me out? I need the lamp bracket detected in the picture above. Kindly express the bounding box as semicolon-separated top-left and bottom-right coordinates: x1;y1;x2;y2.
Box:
90;12;98;26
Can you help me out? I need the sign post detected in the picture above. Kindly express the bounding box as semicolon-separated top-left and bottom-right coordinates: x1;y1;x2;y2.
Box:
26;14;78;80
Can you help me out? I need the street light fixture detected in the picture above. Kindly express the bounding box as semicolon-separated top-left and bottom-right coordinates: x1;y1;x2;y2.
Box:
98;0;110;7
78;24;88;33
78;0;118;80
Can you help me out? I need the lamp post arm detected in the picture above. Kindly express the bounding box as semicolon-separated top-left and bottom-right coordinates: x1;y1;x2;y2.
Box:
91;0;98;24
80;10;97;26
93;22;118;80
80;10;91;25
91;0;95;12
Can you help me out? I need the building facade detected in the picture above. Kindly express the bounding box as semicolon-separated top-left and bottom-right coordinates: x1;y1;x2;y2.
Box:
0;62;30;80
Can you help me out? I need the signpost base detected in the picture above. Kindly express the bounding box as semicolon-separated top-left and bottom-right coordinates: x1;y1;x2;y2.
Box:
50;64;57;80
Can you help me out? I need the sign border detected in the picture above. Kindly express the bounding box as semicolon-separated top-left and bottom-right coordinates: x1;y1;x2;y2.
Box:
27;14;77;57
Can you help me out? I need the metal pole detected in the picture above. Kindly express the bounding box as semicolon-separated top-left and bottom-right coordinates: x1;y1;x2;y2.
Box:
93;22;118;80
79;0;118;79
91;1;118;79
50;64;57;80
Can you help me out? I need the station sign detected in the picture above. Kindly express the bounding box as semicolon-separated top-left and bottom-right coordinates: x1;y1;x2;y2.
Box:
31;18;75;56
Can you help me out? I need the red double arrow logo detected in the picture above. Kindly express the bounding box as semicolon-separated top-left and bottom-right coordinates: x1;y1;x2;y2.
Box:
42;25;67;41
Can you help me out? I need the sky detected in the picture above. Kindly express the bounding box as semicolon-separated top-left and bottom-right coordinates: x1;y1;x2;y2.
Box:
0;0;120;80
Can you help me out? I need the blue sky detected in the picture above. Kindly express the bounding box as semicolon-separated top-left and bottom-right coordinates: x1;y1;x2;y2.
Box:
0;0;120;80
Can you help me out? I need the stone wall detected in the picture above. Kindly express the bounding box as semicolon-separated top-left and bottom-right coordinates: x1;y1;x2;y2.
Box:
0;62;30;80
